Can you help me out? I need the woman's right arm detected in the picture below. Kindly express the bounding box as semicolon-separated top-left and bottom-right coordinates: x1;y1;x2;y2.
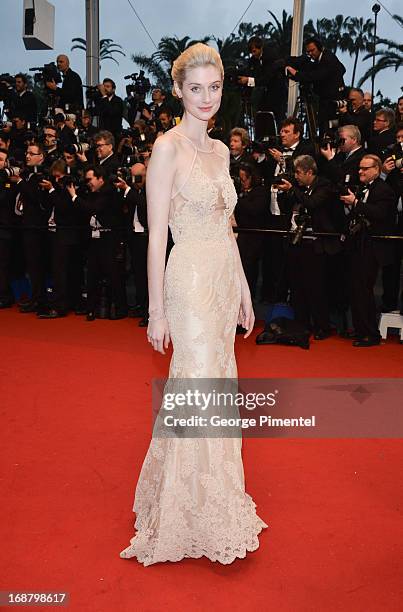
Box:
146;135;176;354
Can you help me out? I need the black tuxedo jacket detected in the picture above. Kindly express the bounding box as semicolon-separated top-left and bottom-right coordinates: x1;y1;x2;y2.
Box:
350;177;397;264
11;90;37;123
288;49;346;101
97;94;124;138
248;44;287;113
0;180;18;239
266;139;317;185
47;188;83;244
386;169;403;201
338;106;372;145
278;175;344;254
124;186;148;230
229;151;254;181
235;185;270;229
74;184;125;240
321;147;365;188
58;125;77;148
97;153;120;177
57;68;83;110
368;129;396;159
16;172;51;228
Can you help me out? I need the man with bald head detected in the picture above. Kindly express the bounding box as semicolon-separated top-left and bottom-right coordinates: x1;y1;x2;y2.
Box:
338;88;371;145
115;162;149;324
46;54;83;111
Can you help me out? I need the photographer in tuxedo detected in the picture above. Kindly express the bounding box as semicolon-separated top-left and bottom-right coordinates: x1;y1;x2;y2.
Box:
75;131;120;176
35;160;83;318
238;36;287;123
15;143;51;313
45;54;83;111
276;155;343;339
338;88;372;147
320;125;366;331
340;154;397;346
380;123;403;313
369;108;396;159
114;163;149;325
285;37;346;134
10;74;37;125
67;166;127;321
320;124;365;189
96;79;124;142
229;127;253;188
234;163;270;300
0;148;18;308
262;117;315;302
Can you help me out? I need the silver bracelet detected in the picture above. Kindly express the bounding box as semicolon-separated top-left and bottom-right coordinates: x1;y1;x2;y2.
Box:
148;308;166;322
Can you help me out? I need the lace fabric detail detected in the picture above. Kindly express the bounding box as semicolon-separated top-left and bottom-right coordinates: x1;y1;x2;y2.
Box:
120;133;268;566
120;438;268;566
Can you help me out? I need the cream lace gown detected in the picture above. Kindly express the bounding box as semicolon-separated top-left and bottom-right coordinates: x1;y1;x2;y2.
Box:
120;132;267;566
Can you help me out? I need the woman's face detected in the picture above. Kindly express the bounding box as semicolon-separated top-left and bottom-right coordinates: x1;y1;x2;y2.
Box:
398;98;403;115
177;65;222;121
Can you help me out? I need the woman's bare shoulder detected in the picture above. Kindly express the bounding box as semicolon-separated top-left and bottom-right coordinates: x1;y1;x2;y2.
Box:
151;131;179;157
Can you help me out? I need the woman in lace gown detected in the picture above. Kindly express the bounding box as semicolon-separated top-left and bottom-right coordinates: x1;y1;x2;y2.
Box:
120;43;267;566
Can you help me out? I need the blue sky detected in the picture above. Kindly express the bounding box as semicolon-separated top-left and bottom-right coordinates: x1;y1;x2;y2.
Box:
0;0;401;102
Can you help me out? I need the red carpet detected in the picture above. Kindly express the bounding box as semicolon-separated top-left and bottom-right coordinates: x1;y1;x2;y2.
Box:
1;307;403;612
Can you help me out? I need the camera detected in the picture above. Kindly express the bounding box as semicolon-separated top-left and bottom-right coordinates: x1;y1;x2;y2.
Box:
338;173;358;197
255;135;282;149
30;62;61;85
272;173;291;188
319;134;345;149
224;61;250;89
0;73;16;101
64;143;90;155
349;213;370;236
384;142;403;169
124;71;151;98
292;212;312;245
334;99;352;114
84;85;101;104
1;165;21;179
110;167;131;185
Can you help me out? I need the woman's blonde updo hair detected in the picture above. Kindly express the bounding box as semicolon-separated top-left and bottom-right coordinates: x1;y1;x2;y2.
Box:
171;43;224;98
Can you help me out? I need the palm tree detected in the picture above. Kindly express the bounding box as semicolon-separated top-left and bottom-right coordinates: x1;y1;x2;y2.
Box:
265;10;293;57
304;15;351;55
358;15;403;86
344;17;374;86
71;37;126;65
131;35;211;91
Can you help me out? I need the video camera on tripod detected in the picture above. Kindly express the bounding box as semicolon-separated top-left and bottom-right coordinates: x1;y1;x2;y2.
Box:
30;62;61;86
124;71;151;98
0;74;16;103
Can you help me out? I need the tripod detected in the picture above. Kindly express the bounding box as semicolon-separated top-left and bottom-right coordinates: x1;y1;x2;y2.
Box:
293;84;320;154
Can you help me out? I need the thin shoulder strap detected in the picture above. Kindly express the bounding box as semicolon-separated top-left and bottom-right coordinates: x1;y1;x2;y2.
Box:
171;131;198;199
212;139;227;160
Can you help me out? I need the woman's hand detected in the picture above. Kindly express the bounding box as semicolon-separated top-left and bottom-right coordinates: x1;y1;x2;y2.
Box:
238;286;255;339
147;317;171;355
